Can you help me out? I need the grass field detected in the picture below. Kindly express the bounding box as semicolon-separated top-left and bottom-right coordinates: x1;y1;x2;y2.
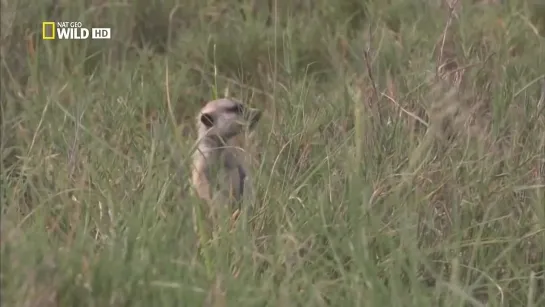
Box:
1;0;544;306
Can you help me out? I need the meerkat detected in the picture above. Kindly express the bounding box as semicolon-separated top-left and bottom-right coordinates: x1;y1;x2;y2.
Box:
191;98;261;218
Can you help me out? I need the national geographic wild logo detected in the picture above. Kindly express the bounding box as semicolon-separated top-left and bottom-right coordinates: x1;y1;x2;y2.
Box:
42;21;111;40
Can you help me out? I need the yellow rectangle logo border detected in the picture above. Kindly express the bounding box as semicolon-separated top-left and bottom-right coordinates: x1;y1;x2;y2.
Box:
42;22;55;40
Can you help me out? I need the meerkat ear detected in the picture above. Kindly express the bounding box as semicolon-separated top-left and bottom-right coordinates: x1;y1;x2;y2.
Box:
200;113;215;128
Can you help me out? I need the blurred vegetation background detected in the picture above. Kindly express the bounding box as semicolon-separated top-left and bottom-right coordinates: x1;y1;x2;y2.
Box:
1;0;544;306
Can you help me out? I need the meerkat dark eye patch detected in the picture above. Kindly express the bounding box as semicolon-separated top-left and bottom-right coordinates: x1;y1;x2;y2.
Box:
200;113;215;127
226;103;245;114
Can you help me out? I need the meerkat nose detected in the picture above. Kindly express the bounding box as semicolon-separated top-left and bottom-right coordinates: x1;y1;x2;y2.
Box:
248;108;261;129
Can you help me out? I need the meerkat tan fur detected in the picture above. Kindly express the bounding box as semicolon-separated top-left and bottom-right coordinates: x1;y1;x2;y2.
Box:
191;98;261;213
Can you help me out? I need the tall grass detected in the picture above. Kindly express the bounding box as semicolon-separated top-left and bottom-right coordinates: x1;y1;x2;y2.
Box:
1;0;544;306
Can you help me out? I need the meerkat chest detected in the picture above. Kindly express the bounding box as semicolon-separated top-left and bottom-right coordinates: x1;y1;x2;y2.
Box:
207;151;246;201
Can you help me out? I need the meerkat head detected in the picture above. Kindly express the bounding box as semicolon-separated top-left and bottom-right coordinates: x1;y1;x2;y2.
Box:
197;98;261;142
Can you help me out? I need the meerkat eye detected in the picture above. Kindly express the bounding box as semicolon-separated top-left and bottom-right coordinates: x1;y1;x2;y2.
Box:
226;104;244;114
200;113;215;127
